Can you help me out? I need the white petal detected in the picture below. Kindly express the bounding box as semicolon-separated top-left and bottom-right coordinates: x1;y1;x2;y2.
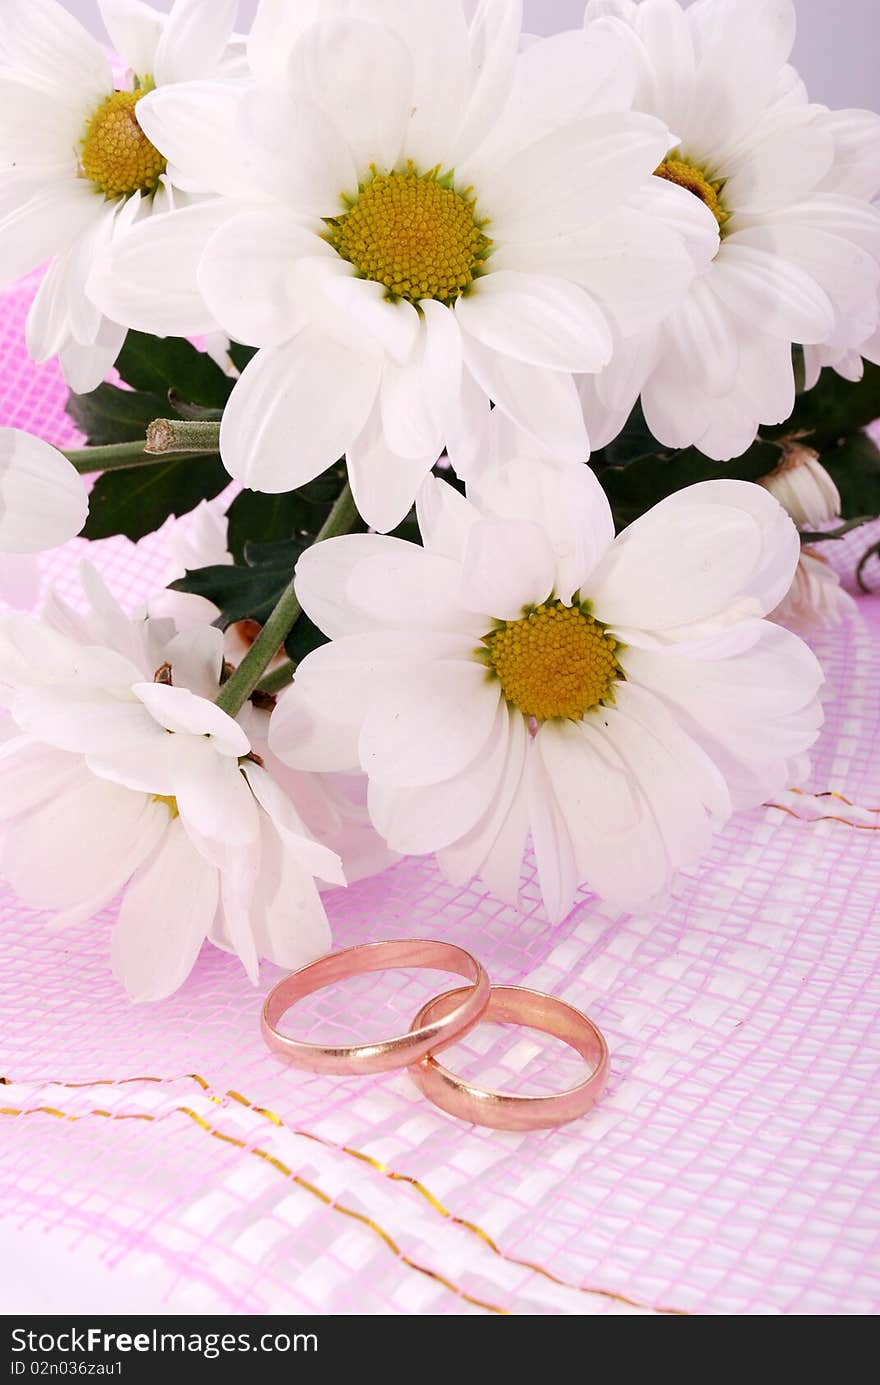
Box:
0;179;101;290
688;0;796;155
462;338;588;462
98;0;163;79
453;0;523;162
437;706;528;902
0;430;87;554
622;621;824;808
239;88;358;214
469;21;638;168
0;78;85;170
135;80;254;199
220;329;381;494
269;630;474;772
350;544;485;634
321;274;420;365
153;0;238;85
368;695;510;854
469;456;615;603
482;111;671;242
590;479;800;636
731;224;880;352
13;688;160;758
710;239;834;346
295;533;415;639
461;519;555;621
247;810;332;970
359;661;501;789
458;272;612;373
112;818;218;1001
198;210;316;348
723;118;834;214
380;358;444;461
415;474;481;563
1;773;165;914
658;279;740;399
247;0;321;80
172;741;258;851
25;254;71;365
133;682;249;755
163;625;225;701
89;200;232;337
1;0;112;108
817;109;880;200
346;402;436;534
0;738;84;824
59;318;128;396
241;761;345;886
525;740;579;923
286;18;413;172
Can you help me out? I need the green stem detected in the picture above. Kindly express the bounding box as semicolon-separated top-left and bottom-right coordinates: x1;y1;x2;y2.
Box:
146;419;222;455
64;442;189;474
215;482;358;719
257;659;298;697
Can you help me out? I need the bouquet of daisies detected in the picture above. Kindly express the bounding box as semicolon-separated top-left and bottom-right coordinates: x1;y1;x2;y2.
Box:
1;0;878;1000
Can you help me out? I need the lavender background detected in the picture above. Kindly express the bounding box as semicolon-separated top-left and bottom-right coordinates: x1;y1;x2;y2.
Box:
66;0;880;114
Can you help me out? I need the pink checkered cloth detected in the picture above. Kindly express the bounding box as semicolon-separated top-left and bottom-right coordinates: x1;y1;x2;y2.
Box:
1;273;879;1317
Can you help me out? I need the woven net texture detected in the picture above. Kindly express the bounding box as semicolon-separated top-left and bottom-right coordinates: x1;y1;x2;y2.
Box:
1;274;879;1317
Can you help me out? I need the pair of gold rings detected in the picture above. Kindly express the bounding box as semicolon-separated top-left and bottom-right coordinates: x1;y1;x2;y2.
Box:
261;941;608;1131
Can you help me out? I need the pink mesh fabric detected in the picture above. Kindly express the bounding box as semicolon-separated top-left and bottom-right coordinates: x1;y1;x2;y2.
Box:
1;274;879;1317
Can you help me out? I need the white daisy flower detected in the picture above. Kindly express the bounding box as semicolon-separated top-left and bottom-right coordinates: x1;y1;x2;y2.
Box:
0;568;344;1001
758;444;842;531
268;450;824;920
757;444;855;635
93;0;712;531
0;428;89;611
578;0;880;460
0;0;241;393
770;548;856;636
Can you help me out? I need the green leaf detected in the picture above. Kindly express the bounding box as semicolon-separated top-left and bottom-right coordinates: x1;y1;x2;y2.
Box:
83;455;230;542
819;430;880;521
170;537;308;628
225;463;350;561
115;331;234;410
591;403;659;471
67;334;236;446
283;612;329;663
599;441;783;531
67;382;170;446
226;492;309;563
228;342;258;373
764;360;880;448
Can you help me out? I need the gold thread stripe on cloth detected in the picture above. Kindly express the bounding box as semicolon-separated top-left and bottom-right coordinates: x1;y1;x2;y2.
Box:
0;1099;508;1316
0;1076;689;1316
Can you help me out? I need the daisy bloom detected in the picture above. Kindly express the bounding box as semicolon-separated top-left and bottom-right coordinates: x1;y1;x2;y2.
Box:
578;0;880;459
269;452;824;920
145;500;399;883
759;444;855;635
0;428;89;611
94;0;712;531
0;568;344;1001
770;548;856;636
0;0;241;393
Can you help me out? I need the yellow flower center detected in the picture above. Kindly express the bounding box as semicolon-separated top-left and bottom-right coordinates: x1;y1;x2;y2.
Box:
654;155;729;229
152;795;179;819
80;88;167;199
326;164;492;305
482;601;621;722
